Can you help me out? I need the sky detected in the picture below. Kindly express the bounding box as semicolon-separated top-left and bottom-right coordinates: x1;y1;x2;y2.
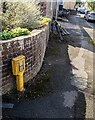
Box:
81;0;87;2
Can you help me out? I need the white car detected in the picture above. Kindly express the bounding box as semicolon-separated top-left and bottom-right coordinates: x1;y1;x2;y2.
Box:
85;11;95;21
84;10;91;18
77;7;86;14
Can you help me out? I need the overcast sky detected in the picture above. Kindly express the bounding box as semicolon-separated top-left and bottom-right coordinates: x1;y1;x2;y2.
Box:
81;0;87;2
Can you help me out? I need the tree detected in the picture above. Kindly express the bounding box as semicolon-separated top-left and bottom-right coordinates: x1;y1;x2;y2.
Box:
85;0;95;11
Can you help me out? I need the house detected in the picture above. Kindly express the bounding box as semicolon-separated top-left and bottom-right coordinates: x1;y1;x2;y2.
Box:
63;0;76;9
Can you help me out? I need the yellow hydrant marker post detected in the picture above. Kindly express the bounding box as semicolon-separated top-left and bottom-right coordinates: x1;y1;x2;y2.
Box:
12;55;25;92
16;73;24;91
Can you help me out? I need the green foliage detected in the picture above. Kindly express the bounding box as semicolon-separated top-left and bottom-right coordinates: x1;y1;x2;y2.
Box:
40;17;51;23
10;28;30;37
85;0;95;11
0;30;11;40
39;17;51;26
1;1;40;30
0;27;30;40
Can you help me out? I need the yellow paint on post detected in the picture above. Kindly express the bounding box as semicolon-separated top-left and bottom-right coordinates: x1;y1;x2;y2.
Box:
16;73;24;92
12;55;25;92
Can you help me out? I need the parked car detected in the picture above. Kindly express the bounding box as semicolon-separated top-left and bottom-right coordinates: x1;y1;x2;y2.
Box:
84;10;91;18
77;6;86;14
85;11;95;21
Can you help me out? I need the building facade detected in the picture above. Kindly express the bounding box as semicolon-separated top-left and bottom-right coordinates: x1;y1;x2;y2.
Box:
63;0;76;9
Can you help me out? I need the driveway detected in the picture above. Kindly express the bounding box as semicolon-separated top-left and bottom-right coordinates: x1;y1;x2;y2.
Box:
3;15;94;119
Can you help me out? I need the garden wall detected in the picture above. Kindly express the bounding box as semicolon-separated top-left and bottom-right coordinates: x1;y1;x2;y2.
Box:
0;24;50;94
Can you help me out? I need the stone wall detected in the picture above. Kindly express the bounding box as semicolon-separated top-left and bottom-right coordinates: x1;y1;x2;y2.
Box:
0;24;50;94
